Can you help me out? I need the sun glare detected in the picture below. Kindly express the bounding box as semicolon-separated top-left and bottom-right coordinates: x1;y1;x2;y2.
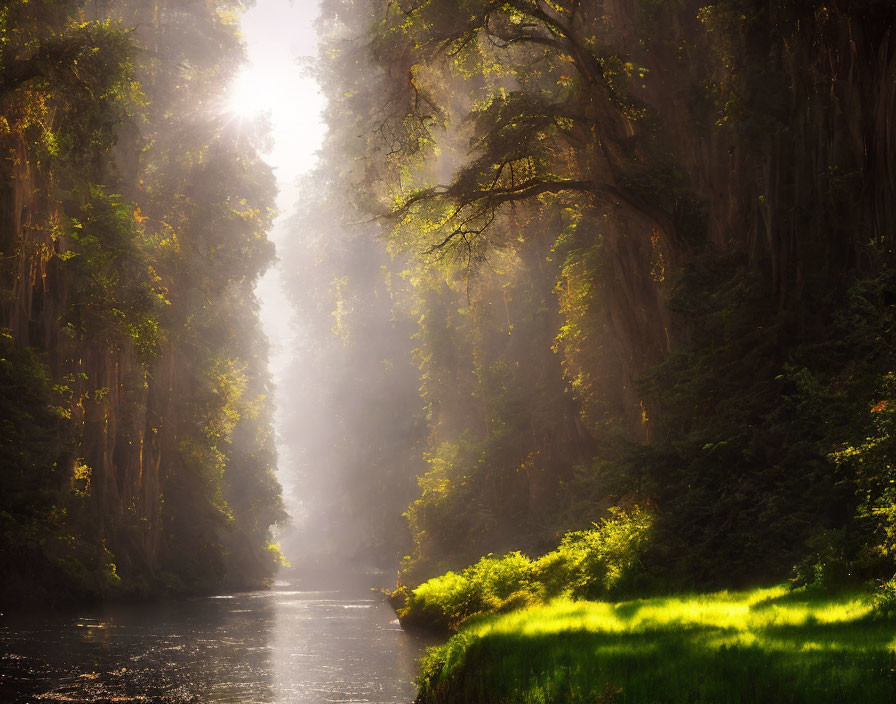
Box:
223;67;273;120
218;59;325;190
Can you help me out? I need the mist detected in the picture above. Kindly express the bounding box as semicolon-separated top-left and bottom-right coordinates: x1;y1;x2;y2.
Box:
1;0;895;702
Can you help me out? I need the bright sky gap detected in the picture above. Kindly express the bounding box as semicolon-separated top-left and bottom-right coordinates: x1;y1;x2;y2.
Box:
230;0;327;521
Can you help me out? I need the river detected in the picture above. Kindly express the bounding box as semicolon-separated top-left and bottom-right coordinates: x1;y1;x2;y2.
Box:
0;579;430;703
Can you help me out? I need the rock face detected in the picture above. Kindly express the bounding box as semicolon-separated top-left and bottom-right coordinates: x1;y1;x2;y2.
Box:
0;1;284;604
300;0;896;588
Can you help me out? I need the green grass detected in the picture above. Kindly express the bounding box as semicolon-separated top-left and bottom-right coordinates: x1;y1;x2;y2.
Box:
416;585;896;703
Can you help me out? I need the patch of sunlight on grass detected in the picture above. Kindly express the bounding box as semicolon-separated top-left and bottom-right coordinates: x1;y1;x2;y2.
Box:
418;585;895;704
745;585;790;604
471;585;875;642
815;598;874;623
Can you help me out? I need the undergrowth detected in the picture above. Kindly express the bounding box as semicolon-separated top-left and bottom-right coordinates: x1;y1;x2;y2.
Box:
394;506;652;631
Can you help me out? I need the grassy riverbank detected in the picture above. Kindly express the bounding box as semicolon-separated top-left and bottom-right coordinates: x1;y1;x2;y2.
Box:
415;585;896;704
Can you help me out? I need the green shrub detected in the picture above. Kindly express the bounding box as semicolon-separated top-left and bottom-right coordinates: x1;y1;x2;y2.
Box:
790;529;859;592
556;505;653;600
532;549;576;601
466;551;534;604
403;570;481;630
401;552;536;630
397;506;653;630
872;577;896;621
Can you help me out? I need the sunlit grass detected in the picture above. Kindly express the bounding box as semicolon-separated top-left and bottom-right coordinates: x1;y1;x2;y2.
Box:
416;586;896;703
472;585;874;638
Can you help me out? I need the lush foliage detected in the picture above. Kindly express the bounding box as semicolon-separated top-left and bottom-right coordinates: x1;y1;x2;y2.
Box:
300;0;896;597
396;507;652;630
0;0;283;603
416;585;896;704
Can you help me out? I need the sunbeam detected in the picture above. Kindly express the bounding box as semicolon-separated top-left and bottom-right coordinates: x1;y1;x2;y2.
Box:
223;65;274;120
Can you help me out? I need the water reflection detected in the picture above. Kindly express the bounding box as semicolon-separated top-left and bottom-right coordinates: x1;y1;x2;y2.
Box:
0;582;429;703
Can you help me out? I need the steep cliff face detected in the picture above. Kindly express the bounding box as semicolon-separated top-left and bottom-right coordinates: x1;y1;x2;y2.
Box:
0;0;284;603
610;1;896;287
597;1;896;583
306;0;896;587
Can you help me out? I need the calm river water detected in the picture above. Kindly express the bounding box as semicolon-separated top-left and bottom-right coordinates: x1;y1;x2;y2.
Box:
0;580;429;703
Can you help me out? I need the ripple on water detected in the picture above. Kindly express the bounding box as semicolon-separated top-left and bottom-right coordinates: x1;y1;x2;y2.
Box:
0;587;430;703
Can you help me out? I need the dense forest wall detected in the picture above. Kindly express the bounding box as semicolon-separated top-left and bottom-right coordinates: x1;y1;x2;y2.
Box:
293;0;896;590
0;0;283;604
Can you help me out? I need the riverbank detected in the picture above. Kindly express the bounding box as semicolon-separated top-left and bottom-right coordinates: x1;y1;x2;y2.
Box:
414;585;896;704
